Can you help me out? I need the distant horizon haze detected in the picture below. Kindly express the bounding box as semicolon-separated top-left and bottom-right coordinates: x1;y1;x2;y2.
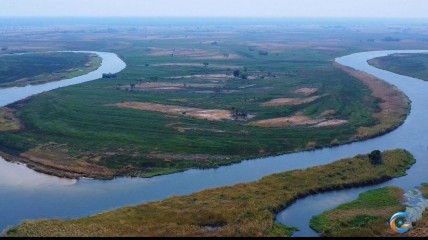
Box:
1;0;428;18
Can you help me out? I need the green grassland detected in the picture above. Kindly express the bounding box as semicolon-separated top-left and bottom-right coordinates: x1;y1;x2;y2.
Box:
0;52;101;88
310;187;405;237
311;183;428;237
369;53;428;81
0;22;425;178
3;149;415;237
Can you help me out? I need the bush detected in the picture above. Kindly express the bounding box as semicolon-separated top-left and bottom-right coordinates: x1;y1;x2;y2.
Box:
233;69;240;78
369;150;382;164
102;73;117;79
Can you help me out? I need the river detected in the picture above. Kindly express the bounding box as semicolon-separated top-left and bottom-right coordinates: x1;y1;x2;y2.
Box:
1;50;427;236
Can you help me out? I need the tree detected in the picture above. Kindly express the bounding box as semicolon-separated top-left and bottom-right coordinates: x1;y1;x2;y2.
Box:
130;83;136;91
102;73;117;79
369;150;382;165
203;62;209;66
233;69;240;78
232;108;249;121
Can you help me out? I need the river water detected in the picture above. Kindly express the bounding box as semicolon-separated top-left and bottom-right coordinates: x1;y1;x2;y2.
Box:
0;50;427;235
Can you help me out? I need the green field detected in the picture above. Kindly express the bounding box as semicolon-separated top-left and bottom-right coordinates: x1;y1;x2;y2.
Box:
0;52;101;88
369;53;428;81
311;183;428;237
3;149;415;237
310;187;405;237
0;23;415;178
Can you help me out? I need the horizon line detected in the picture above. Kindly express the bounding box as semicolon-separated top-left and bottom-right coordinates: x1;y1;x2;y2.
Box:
2;16;428;19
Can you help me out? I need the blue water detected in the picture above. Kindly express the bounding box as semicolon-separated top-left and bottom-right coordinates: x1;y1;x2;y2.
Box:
1;50;428;236
277;50;428;236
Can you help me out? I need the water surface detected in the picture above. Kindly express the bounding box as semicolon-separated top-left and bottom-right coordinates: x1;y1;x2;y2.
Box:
1;50;428;235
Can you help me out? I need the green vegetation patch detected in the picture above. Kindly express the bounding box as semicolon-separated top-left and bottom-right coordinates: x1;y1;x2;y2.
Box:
0;35;405;178
0;52;101;87
369;53;428;81
4;149;415;237
310;186;405;237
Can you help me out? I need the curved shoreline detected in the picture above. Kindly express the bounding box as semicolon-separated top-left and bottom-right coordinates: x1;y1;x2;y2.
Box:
0;50;427;235
277;49;428;237
0;51;412;180
0;51;126;108
0;51;127;178
0;52;102;89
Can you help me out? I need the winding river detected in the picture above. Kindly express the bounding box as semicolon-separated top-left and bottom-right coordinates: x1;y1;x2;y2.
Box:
1;50;428;236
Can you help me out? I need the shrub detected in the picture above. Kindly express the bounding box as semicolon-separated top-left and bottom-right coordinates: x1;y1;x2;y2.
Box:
369;150;382;164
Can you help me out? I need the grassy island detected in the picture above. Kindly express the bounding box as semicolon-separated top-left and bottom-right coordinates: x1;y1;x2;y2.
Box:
4;149;415;237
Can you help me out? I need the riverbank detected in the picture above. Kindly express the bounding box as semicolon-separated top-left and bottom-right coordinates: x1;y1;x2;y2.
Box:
0;56;411;180
310;186;406;237
368;53;428;82
311;183;428;237
4;149;415;237
0;52;102;88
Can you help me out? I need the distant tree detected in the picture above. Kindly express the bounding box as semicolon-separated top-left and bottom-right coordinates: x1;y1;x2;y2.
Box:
145;63;149;67
233;69;240;78
102;73;117;79
258;50;269;56
130;83;136;91
203;62;209;66
369;150;382;165
240;73;248;80
1;47;7;51
232;108;249;121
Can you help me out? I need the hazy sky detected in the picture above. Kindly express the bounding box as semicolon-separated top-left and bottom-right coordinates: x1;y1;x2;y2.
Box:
1;0;428;18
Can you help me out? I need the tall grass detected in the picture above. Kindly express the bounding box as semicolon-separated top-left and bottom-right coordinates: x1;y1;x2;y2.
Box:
5;149;415;237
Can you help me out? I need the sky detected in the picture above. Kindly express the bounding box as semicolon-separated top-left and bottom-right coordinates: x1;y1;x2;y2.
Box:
1;0;428;18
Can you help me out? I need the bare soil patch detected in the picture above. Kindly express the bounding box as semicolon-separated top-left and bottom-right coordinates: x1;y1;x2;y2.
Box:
294;87;318;95
249;116;321;127
125;82;223;91
111;102;233;121
249;115;348;128
0;107;21;132
261;95;321;107
314;119;349;127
